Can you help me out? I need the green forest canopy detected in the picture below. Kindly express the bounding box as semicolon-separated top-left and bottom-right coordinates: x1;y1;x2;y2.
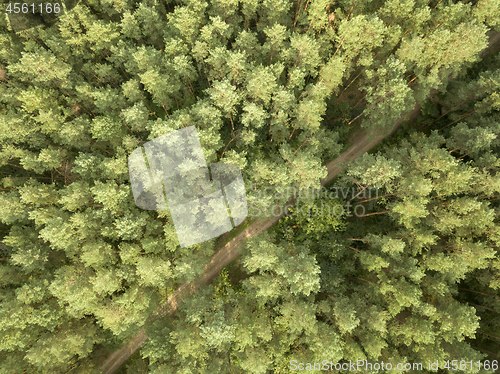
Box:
0;0;499;373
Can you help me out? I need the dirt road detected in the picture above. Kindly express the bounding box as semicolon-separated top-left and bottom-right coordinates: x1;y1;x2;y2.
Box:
99;104;422;374
100;30;500;373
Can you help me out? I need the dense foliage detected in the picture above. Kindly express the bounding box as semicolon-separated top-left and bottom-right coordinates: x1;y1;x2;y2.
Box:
0;0;498;372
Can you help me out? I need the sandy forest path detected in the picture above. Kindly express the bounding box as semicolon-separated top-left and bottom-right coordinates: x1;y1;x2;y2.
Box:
96;27;500;374
99;28;500;374
100;104;422;374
